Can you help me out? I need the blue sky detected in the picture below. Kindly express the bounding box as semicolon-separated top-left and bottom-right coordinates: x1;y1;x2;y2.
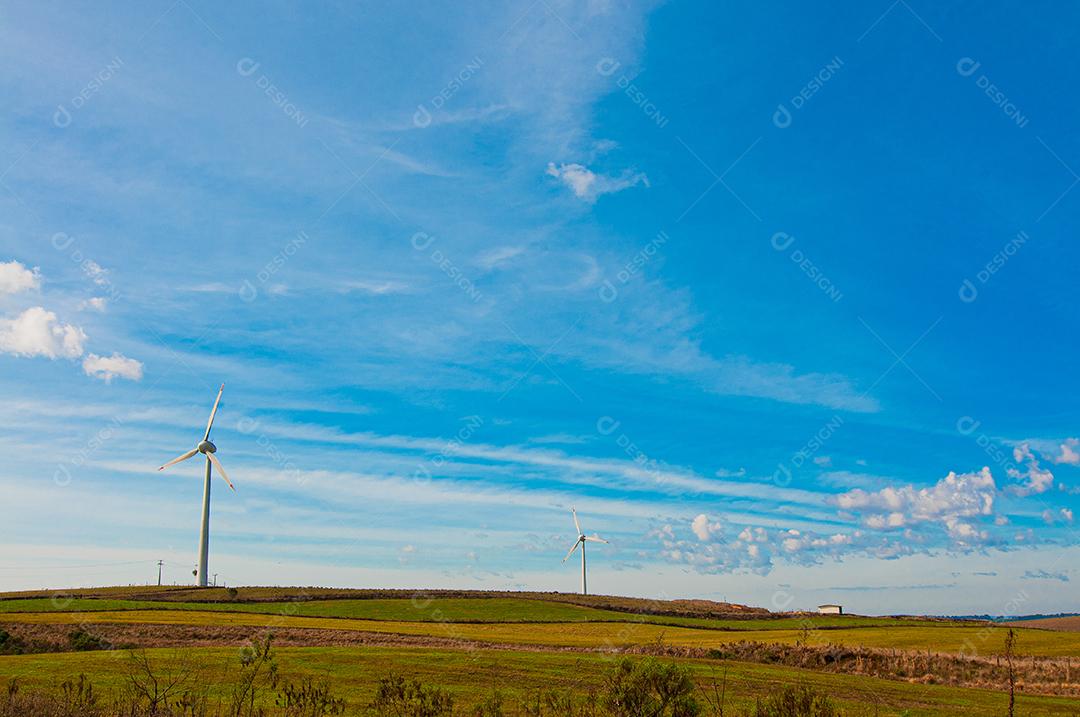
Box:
1;0;1078;615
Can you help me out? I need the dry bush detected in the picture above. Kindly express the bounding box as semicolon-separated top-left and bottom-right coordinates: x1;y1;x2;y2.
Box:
230;636;279;717
518;688;600;717
274;677;345;717
746;686;838;717
700;640;1079;697
371;673;454;717
1;675;102;717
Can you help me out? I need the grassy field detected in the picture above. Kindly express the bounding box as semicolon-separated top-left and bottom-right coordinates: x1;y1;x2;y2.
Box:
4;607;1079;657
1;645;1077;717
4;588;1076;715
0;595;971;630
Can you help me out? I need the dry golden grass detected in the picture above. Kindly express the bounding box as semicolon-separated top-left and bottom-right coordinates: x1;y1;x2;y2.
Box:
5;609;1080;657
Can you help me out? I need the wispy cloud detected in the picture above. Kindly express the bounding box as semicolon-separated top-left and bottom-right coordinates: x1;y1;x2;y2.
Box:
1021;569;1069;582
546;162;649;202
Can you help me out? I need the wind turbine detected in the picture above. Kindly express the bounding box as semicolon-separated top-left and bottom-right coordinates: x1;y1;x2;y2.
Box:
158;384;235;587
562;508;608;595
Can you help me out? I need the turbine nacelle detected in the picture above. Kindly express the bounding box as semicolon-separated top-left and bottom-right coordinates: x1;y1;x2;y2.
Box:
198;440;216;454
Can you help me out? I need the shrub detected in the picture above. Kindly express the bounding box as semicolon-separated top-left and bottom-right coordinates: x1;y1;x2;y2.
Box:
372;674;454;717
473;689;505;717
68;629;110;652
275;677;345;716
520;689;600;717
58;674;100;717
747;686;839;717
602;658;699;717
0;630;19;656
231;636;279;717
120;650;200;715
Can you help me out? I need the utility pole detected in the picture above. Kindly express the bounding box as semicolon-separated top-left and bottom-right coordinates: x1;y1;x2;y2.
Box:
157;560;163;586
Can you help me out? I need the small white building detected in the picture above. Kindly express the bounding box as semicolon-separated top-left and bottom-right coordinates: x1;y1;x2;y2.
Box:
818;604;843;615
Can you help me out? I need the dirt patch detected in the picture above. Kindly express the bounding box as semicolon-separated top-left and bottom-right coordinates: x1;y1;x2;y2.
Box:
1005;615;1080;632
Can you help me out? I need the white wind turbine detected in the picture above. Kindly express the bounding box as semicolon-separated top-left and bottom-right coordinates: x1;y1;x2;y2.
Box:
562;507;608;595
158;384;235;587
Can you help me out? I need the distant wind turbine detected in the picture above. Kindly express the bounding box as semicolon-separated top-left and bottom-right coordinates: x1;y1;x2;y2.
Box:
562;508;608;595
158;384;235;587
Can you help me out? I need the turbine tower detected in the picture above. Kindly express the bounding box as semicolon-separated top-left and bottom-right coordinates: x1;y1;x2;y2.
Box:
158;384;235;587
562;508;608;595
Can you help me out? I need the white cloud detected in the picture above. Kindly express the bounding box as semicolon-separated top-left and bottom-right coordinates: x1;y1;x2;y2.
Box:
0;302;142;381
377;146;459;178
0;260;41;294
81;353;144;382
1042;508;1074;525
1051;438;1080;466
835;467;997;542
475;245;526;270
83;260;108;286
0;307;85;359
865;512;906;529
656;521;872;575
944;517;988;543
546;162;648;202
1007;444;1055;496
527;432;590;445
79;297;108;312
690;513;722;541
338;279;410;295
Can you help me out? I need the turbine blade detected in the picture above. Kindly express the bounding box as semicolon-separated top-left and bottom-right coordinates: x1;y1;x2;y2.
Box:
585;535;609;544
158;448;198;471
562;539;581;562
572;507;581;535
203;383;225;441
206;452;235;492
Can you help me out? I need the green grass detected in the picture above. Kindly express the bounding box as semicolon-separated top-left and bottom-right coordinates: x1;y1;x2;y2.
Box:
4;608;1079;657
0;596;973;630
0;645;1075;716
